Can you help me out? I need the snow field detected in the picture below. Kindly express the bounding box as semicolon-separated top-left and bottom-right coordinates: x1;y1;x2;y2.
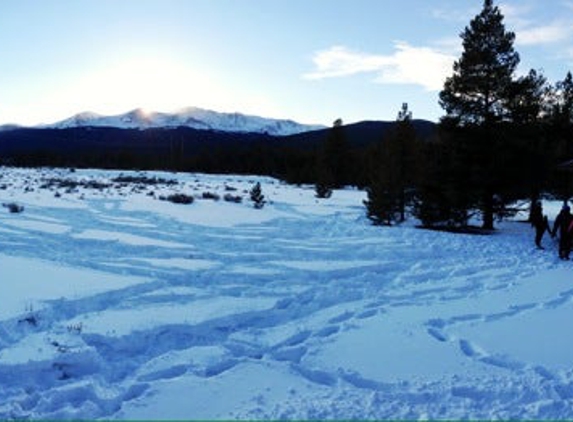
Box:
0;166;572;419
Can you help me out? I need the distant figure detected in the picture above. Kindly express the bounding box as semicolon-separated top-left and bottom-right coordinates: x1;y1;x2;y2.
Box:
552;204;573;260
530;201;550;249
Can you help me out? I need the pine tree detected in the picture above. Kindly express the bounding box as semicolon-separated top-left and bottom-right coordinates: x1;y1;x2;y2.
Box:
314;118;349;196
413;128;474;229
549;72;573;201
314;148;334;199
364;104;419;225
553;71;573;126
364;179;399;226
438;0;520;230
506;69;549;125
439;0;519;126
505;69;553;221
393;104;419;222
250;182;265;209
314;179;333;199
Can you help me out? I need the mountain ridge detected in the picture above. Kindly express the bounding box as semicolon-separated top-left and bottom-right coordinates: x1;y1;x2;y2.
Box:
44;107;326;136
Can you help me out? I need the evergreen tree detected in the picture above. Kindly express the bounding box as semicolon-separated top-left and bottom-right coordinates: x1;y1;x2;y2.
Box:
505;69;554;221
438;0;520;230
506;69;549;125
250;182;265;209
548;72;573;201
397;102;412;121
364;104;419;225
314;178;333;199
314;118;350;196
413;129;474;229
364;178;399;226
439;0;519;126
553;71;573;126
314;147;334;199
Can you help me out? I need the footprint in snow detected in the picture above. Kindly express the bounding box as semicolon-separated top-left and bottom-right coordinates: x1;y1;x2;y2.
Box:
315;325;340;338
328;311;354;324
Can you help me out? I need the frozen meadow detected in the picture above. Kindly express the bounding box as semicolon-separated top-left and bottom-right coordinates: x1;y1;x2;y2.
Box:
0;166;572;419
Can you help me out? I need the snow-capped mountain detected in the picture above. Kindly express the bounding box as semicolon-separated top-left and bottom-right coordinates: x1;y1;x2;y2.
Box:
47;107;325;136
0;124;23;132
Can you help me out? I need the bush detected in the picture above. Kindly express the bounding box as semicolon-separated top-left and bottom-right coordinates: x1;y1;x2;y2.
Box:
202;191;221;201
2;202;24;213
112;175;177;186
315;183;332;199
159;193;194;204
40;178;111;191
250;182;266;209
223;193;243;203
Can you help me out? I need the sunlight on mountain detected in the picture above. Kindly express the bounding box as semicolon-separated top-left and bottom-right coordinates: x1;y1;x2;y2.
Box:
77;57;219;115
23;56;285;127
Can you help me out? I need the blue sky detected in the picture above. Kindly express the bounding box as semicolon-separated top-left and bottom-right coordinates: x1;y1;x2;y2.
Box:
0;0;572;126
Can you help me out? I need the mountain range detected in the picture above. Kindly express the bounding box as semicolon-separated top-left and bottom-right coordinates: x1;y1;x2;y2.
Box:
41;107;325;136
0;106;437;180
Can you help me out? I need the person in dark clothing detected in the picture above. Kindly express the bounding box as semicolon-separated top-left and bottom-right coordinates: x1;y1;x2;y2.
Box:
531;201;551;249
552;204;573;260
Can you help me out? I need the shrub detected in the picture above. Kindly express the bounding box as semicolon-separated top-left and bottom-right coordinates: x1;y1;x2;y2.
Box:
250;182;266;209
202;191;221;201
315;183;332;199
112;175;178;186
160;193;194;204
40;178;110;191
3;202;24;213
223;193;243;203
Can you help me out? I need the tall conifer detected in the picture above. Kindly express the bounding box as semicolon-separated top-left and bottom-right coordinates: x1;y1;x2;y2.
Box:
440;0;519;126
439;0;520;229
364;104;418;225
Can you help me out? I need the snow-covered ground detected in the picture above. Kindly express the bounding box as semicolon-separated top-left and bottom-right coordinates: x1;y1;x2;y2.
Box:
0;166;572;419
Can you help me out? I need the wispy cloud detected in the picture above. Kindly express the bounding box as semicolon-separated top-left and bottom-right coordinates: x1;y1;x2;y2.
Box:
430;8;474;23
304;42;455;92
432;37;463;55
516;21;573;45
499;2;573;46
304;46;389;80
498;3;533;28
434;2;573;47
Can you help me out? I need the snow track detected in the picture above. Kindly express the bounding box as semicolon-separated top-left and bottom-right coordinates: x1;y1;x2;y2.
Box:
0;167;572;419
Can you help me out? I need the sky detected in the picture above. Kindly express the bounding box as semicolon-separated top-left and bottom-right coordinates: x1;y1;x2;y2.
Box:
0;0;572;127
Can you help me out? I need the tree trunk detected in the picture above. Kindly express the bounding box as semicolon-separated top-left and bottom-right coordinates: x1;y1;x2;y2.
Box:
399;188;406;223
482;192;494;230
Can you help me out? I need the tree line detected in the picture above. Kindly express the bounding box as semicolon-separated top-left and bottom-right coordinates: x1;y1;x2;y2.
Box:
357;0;573;230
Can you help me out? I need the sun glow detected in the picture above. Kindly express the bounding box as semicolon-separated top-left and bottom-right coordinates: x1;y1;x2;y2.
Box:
47;56;281;124
3;57;223;125
73;57;224;115
1;55;283;126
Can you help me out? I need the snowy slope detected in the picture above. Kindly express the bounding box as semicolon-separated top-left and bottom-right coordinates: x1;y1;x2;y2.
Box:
1;167;573;419
45;107;325;135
